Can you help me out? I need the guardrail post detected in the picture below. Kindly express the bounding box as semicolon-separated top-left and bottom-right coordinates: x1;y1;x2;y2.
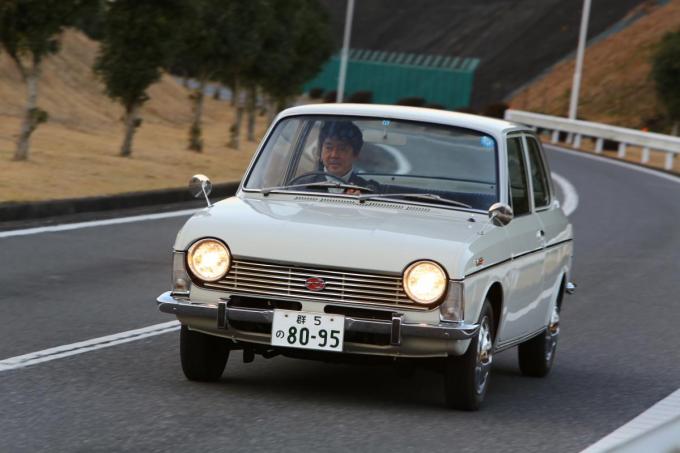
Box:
618;143;627;158
551;130;559;144
595;138;604;154
641;147;650;164
573;134;582;149
665;152;674;170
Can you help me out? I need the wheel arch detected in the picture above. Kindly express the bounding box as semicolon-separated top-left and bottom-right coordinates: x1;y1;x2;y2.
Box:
556;272;567;310
485;281;503;339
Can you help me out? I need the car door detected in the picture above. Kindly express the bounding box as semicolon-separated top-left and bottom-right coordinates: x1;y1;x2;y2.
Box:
496;134;547;345
524;135;569;313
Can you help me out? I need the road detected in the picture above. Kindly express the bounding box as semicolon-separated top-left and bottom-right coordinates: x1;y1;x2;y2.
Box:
1;147;679;452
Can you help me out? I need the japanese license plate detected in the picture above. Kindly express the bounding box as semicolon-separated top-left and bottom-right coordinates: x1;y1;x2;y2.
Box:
271;310;345;352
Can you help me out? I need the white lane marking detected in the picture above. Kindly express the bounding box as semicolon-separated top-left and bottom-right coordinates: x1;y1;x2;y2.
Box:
545;144;680;185
374;143;412;174
551;172;579;216
0;208;200;239
0;321;180;372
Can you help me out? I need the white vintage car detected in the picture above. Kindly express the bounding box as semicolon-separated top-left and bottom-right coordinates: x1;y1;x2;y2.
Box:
157;103;574;410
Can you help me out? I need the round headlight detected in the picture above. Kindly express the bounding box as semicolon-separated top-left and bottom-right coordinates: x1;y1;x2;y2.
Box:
403;261;447;304
187;239;231;282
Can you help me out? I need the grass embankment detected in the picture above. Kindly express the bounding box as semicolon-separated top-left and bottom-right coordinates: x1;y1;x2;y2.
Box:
510;0;680;173
0;31;267;204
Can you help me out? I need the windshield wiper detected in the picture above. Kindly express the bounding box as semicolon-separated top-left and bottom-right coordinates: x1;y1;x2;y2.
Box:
358;193;472;209
261;181;374;196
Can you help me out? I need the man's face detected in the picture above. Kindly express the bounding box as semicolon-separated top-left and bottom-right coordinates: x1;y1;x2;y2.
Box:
321;137;356;177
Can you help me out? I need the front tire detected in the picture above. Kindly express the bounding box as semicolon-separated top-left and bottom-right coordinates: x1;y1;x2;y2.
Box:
180;325;231;381
444;300;494;411
518;303;560;377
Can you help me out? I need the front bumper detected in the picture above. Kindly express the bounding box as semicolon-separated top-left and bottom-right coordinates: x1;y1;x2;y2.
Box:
157;291;478;357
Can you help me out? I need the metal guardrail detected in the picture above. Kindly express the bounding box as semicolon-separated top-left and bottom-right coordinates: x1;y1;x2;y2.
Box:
504;110;680;170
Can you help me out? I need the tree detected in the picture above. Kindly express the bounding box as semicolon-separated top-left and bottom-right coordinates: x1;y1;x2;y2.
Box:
94;0;186;157
256;0;334;120
172;0;266;151
0;0;94;161
652;29;680;135
220;0;268;150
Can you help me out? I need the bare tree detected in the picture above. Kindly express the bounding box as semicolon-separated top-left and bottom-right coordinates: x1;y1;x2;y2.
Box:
0;0;94;161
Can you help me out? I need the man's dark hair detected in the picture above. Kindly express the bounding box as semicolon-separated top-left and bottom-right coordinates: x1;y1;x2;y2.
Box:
319;121;364;155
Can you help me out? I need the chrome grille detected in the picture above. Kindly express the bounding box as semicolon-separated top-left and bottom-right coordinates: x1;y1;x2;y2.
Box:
203;259;417;308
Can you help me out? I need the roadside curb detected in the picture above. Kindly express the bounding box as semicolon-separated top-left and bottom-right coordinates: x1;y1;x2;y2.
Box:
0;181;240;223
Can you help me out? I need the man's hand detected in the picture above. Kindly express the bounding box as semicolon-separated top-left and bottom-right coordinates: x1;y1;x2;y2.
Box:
345;188;362;195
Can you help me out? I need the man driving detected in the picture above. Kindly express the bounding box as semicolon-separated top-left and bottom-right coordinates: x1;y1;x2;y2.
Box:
317;121;374;194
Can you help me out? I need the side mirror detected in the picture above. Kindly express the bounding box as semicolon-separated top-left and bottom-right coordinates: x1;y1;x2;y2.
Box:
189;174;212;207
488;202;513;226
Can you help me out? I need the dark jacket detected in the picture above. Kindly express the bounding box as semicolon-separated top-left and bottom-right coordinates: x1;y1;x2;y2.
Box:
294;171;379;192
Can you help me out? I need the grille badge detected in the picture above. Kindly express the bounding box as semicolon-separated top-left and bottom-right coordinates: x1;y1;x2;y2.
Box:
305;277;326;292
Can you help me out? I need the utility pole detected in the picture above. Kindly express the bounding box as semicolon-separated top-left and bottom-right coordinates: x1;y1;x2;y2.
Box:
336;0;355;103
568;0;592;120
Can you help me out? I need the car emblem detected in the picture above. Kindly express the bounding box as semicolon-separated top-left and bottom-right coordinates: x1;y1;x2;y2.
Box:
305;277;326;291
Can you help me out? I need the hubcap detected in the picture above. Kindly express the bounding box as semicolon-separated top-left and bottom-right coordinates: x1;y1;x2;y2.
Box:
475;316;493;394
545;305;560;362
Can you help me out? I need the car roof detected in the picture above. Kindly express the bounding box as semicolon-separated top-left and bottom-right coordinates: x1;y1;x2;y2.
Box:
278;103;527;136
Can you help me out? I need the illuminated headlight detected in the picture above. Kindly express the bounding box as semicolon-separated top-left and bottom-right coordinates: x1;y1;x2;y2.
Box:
403;261;448;304
187;238;231;282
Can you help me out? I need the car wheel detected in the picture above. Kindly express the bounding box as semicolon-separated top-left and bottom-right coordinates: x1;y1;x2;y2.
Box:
180;325;231;381
518;303;559;377
444;300;494;411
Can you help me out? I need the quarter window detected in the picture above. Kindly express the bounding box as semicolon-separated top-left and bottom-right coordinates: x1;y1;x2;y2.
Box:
525;137;550;208
506;137;530;216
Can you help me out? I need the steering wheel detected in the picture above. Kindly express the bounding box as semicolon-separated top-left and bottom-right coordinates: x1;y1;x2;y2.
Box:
288;171;347;186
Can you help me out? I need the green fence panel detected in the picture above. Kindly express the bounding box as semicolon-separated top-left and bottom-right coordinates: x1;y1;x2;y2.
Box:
304;49;479;109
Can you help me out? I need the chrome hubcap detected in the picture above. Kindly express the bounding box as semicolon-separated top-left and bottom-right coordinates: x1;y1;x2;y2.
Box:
475;317;493;394
545;305;560;362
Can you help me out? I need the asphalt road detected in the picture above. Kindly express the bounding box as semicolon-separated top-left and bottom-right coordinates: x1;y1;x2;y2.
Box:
1;147;679;452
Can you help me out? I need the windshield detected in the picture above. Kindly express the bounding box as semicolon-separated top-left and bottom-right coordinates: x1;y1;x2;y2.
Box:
244;115;499;211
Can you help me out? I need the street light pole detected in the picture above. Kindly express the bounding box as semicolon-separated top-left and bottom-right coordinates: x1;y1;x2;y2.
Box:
568;0;592;120
336;0;355;103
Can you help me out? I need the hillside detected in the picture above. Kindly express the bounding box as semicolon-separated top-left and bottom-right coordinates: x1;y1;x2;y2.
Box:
319;0;650;108
509;0;680;131
0;30;266;203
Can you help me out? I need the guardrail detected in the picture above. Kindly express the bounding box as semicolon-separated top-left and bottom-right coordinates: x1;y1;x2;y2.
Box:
504;110;680;171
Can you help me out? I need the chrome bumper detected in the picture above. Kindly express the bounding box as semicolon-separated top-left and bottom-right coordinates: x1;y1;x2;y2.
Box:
156;291;478;345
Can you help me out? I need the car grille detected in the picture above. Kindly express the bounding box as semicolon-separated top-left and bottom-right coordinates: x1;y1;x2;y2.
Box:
202;259;418;309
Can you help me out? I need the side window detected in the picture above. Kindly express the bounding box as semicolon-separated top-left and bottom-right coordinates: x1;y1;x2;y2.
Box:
506;137;530;216
525;137;551;208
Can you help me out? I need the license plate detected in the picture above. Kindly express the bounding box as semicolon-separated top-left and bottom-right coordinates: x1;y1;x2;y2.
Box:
271;309;345;352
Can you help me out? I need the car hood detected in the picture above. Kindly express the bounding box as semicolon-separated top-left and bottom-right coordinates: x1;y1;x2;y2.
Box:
175;195;507;279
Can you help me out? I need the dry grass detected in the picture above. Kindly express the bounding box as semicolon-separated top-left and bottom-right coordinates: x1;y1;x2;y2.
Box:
510;0;680;130
0;30;267;203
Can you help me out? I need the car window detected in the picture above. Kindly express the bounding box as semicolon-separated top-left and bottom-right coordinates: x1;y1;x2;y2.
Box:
525;137;551;208
244;115;500;211
246;119;301;188
506;137;530;216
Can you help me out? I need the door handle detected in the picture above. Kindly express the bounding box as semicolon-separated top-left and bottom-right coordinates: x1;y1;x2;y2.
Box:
537;229;545;238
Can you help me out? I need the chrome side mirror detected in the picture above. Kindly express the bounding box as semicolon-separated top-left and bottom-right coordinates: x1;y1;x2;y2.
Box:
189;174;212;207
488;202;513;226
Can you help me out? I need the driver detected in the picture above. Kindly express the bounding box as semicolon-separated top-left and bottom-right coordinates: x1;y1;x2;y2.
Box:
317;121;374;194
